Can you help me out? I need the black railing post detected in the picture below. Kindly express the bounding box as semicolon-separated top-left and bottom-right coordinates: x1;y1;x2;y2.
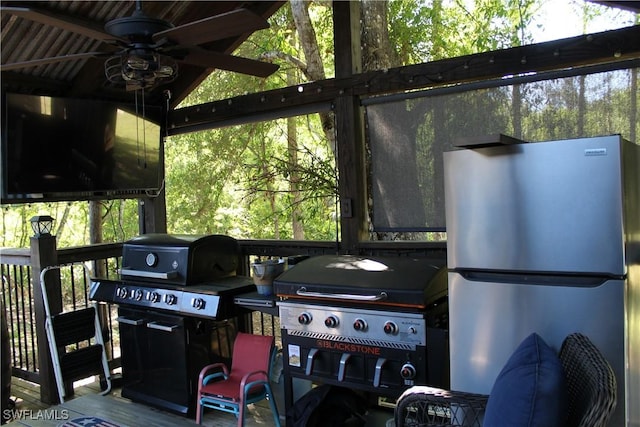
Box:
29;219;61;404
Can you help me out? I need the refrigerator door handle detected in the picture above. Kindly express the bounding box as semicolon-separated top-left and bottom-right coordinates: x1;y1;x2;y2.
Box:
457;270;614;287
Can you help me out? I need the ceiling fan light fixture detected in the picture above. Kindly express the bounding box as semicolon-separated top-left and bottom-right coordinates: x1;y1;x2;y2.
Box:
104;55;124;81
104;53;178;90
125;54;152;71
157;64;176;77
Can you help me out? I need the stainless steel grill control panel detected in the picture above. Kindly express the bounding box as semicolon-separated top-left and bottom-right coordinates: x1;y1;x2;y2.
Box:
278;301;427;347
96;281;221;317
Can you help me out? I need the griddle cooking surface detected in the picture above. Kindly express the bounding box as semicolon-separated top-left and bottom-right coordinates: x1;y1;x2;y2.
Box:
275;255;444;289
273;255;448;309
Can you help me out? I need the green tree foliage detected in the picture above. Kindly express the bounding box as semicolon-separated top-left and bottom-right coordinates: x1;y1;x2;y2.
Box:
165;4;339;240
1;1;636;247
0;199;140;248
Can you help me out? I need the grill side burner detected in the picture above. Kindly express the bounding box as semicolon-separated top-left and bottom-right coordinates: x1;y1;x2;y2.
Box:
275;255;449;417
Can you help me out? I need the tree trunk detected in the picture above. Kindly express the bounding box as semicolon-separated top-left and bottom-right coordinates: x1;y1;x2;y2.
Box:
512;84;522;139
578;75;586;136
55;204;71;242
361;0;427;236
258;136;279;238
290;0;325;81
290;0;336;158
89;201;102;245
361;0;398;69
288;117;305;240
19;206;29;247
287;68;305;240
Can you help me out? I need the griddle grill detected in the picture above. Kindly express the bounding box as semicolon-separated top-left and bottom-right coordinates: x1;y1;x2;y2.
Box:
274;255;450;420
274;254;448;309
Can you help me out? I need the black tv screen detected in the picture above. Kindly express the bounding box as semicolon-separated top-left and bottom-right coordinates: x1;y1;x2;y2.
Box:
1;92;164;204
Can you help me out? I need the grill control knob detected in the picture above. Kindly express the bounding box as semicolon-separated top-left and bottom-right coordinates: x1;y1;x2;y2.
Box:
192;298;206;310
353;318;368;332
298;312;313;325
383;321;398;335
133;289;144;301
324;315;339;328
164;294;178;305
400;363;416;380
116;287;128;299
149;291;161;303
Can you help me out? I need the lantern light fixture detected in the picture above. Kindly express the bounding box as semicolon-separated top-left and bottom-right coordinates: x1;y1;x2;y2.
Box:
30;215;55;237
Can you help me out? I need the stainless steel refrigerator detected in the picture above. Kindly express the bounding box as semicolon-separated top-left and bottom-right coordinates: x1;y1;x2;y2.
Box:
443;135;639;427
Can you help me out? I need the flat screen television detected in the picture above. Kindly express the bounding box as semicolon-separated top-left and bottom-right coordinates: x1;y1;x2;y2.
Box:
1;92;164;204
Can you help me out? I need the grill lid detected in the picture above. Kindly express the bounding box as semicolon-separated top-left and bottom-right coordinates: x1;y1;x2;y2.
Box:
274;255;447;308
120;233;240;286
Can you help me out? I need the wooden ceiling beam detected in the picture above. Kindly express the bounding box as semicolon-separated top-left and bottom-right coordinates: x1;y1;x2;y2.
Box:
168;25;640;135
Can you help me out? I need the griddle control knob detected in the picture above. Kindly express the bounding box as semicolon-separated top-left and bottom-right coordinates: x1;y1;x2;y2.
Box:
383;321;398;335
353;318;368;332
400;363;416;380
324;315;339;328
192;298;206;310
164;294;178;305
298;312;313;325
116;287;128;299
149;291;161;303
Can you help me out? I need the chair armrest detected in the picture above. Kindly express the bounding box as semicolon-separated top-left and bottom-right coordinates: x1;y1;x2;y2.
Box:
198;362;229;386
395;386;489;427
240;370;269;395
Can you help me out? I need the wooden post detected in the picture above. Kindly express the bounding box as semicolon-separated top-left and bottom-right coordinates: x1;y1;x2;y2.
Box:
30;232;61;404
333;1;368;253
138;191;167;234
139;119;167;235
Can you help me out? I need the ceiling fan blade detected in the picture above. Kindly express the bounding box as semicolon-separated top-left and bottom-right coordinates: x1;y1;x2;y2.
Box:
1;52;105;72
179;48;279;78
153;8;269;46
1;6;124;43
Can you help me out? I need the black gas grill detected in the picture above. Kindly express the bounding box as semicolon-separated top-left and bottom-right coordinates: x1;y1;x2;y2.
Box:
90;234;255;417
274;255;450;417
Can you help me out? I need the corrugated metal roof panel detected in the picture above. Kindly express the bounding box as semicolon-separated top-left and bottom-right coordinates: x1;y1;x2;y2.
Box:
1;1;285;106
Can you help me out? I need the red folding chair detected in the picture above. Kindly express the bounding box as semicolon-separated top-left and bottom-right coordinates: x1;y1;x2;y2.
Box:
196;332;281;427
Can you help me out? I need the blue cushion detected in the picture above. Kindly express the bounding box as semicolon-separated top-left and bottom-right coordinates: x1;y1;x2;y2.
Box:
483;333;567;427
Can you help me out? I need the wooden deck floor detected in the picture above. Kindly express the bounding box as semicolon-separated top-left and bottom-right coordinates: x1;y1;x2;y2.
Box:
4;377;281;427
5;377;396;426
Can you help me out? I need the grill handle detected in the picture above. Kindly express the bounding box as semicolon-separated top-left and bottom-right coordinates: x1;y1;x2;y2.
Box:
295;287;388;301
117;317;145;326
119;268;178;280
146;321;179;332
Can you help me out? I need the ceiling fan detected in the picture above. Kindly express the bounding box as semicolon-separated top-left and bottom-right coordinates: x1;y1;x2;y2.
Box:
0;1;280;90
